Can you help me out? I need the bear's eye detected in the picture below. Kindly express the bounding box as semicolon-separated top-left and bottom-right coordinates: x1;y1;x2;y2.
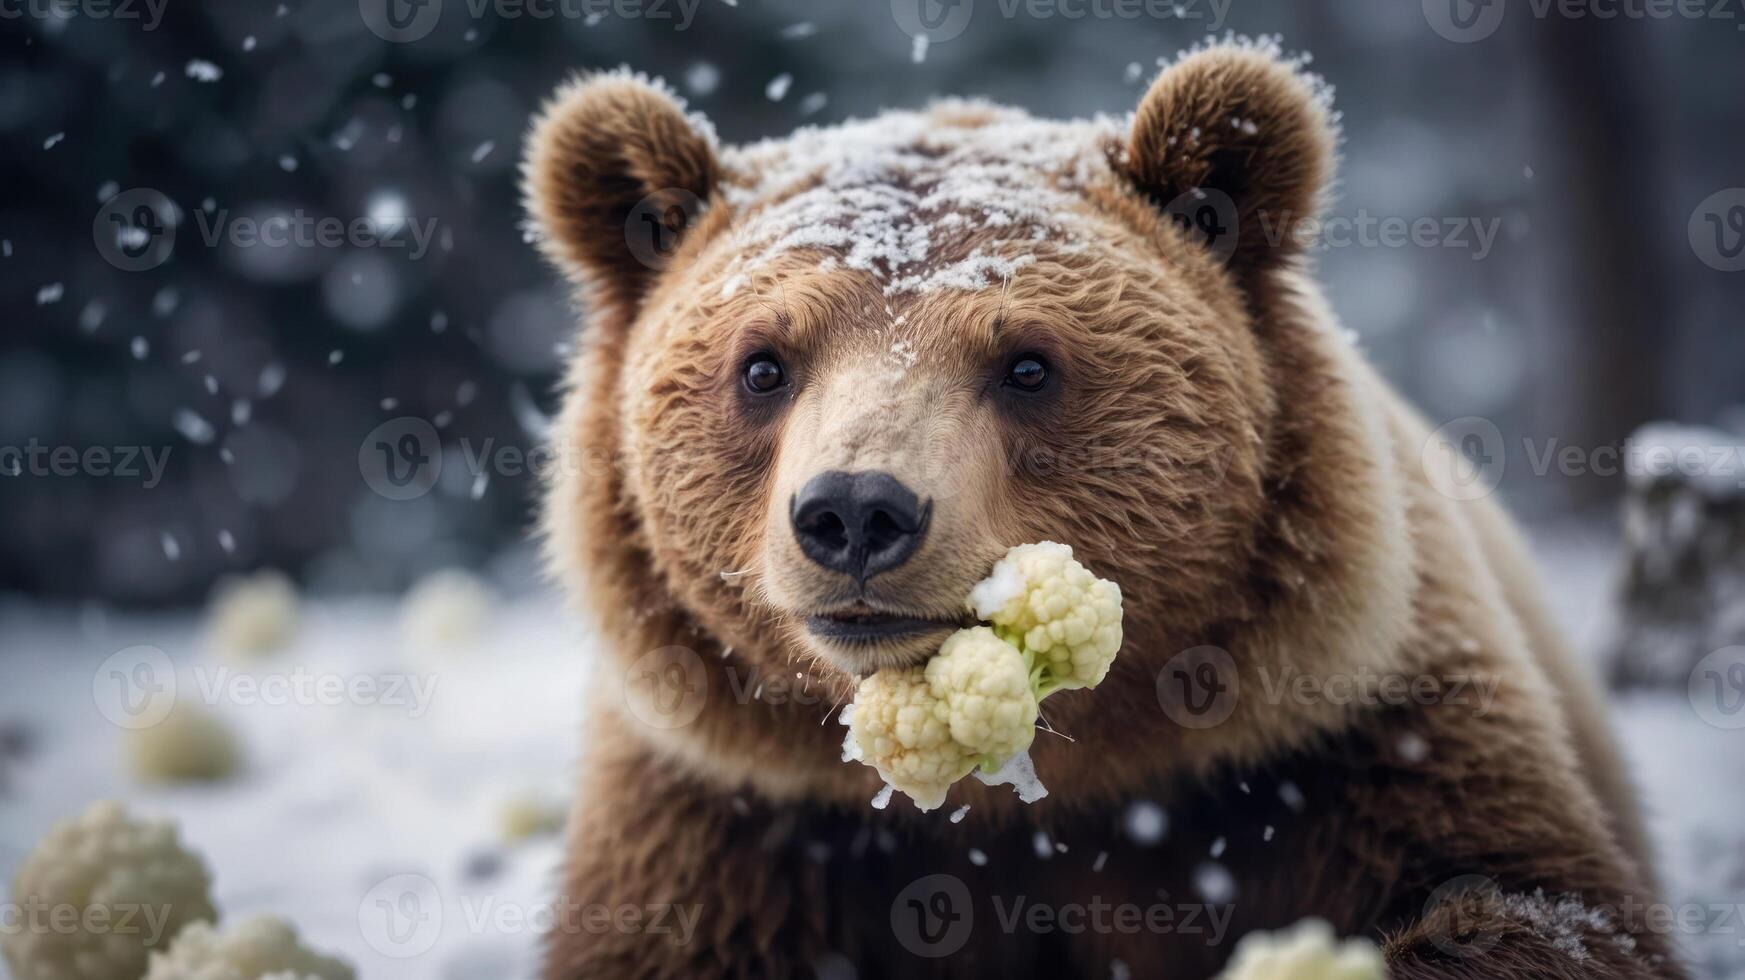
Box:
1005;354;1050;392
744;354;787;394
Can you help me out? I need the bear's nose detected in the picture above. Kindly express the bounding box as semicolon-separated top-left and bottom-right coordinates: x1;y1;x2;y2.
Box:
790;470;931;584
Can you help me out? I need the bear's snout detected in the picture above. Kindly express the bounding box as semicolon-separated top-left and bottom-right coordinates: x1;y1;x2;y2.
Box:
790;470;931;585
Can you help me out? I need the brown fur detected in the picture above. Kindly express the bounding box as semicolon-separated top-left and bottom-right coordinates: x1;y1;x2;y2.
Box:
524;45;1679;979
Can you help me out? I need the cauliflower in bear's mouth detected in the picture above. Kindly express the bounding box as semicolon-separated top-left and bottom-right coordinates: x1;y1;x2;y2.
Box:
841;541;1123;811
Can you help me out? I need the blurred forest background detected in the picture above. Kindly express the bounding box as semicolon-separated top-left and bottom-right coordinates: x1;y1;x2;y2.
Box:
3;0;1743;605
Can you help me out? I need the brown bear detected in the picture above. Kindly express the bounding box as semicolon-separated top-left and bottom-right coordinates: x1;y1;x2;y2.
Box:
522;38;1681;980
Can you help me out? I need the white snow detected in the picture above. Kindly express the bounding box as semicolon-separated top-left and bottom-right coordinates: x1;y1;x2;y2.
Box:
1194;862;1237;904
713;103;1119;300
185;60;223;83
966;559;1025;620
1626;423;1745;499
1123;800;1167;845
684;62;720;96
798;92;828;116
173;409;215;445
972;749;1048;803
0;592;589;980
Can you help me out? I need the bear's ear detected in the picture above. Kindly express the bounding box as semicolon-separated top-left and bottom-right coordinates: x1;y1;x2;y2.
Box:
522;72;720;316
1121;40;1335;281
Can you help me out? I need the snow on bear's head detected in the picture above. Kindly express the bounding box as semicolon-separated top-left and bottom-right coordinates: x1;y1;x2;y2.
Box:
525;39;1338;683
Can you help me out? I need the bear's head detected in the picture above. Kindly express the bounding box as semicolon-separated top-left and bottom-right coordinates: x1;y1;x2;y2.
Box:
525;41;1400;744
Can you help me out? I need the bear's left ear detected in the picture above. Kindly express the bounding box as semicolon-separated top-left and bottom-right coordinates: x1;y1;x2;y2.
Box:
1120;41;1335;281
522;71;720;318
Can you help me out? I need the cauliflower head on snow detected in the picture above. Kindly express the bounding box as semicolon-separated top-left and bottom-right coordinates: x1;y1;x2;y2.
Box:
144;916;353;980
2;801;216;980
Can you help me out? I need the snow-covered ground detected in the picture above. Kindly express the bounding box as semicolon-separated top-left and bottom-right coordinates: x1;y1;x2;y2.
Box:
0;592;595;980
0;525;1741;978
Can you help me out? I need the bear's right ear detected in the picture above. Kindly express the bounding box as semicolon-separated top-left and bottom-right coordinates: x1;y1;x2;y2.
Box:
522;72;720;316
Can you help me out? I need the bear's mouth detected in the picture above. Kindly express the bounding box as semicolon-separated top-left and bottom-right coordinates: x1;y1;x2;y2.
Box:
805;606;966;646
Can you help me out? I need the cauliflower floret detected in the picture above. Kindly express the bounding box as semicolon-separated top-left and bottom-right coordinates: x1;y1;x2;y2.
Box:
3;801;217;980
968;541;1123;693
128;702;243;784
498;790;567;843
399;568;495;656
205;570;298;660
924;626;1037;764
144;916;352;980
1216;919;1385;980
845;667;977;811
842;541;1126;811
